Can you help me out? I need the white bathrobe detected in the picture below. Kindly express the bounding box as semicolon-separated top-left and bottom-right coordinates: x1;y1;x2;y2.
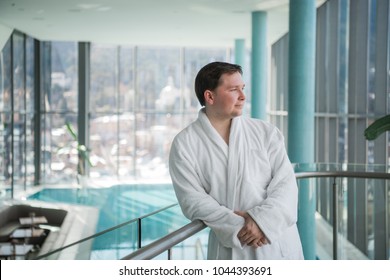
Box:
169;109;304;260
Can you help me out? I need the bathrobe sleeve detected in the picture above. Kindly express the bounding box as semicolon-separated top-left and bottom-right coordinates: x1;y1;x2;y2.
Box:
169;137;245;249
247;126;299;244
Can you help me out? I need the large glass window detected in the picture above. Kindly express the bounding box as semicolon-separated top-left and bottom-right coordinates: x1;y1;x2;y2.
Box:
89;45;228;181
1;37;232;192
0;33;36;198
134;47;181;180
41;41;78;184
0;37;11;195
1;35;231;191
25;37;35;188
89;44;121;179
13;33;26;192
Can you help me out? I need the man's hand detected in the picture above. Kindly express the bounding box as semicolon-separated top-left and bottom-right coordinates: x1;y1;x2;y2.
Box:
235;211;268;248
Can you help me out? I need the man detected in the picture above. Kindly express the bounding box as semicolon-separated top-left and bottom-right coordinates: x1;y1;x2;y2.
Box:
169;61;303;259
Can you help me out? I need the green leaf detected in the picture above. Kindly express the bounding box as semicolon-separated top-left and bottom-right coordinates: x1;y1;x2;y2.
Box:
65;122;78;141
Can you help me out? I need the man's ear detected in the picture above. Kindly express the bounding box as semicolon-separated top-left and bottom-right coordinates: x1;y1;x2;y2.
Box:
204;90;214;105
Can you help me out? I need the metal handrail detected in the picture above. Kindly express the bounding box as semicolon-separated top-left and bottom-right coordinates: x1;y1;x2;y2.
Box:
295;170;390;180
122;170;390;260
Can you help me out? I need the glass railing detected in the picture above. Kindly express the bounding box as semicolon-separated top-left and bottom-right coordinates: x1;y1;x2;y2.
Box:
294;166;390;260
30;203;206;260
29;202;209;260
123;164;390;260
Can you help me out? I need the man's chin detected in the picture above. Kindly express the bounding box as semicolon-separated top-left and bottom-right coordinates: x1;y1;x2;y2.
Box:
232;111;243;117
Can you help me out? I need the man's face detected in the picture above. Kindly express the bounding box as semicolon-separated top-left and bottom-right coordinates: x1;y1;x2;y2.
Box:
209;72;246;119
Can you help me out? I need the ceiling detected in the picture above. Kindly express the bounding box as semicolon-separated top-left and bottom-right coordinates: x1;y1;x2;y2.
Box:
0;0;325;48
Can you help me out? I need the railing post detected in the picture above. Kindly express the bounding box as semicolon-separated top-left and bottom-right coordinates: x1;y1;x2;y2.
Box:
137;218;142;249
123;220;206;260
332;177;338;260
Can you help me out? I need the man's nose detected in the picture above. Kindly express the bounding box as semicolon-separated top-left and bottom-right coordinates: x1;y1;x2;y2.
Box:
239;89;246;100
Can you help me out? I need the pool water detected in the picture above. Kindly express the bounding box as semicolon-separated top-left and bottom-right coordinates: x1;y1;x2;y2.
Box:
28;184;182;229
27;184;198;259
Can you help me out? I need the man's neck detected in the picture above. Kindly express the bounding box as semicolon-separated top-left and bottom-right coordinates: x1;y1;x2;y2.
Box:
205;110;232;145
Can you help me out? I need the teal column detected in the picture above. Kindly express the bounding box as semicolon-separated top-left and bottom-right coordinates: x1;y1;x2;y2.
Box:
234;39;245;68
288;0;316;259
251;11;267;120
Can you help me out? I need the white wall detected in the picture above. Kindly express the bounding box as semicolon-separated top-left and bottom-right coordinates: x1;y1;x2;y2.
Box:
0;23;13;50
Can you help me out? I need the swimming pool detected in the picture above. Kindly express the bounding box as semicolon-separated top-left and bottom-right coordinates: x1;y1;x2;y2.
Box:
27;184;203;259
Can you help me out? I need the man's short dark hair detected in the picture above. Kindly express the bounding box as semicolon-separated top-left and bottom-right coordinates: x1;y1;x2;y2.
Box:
194;61;242;106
